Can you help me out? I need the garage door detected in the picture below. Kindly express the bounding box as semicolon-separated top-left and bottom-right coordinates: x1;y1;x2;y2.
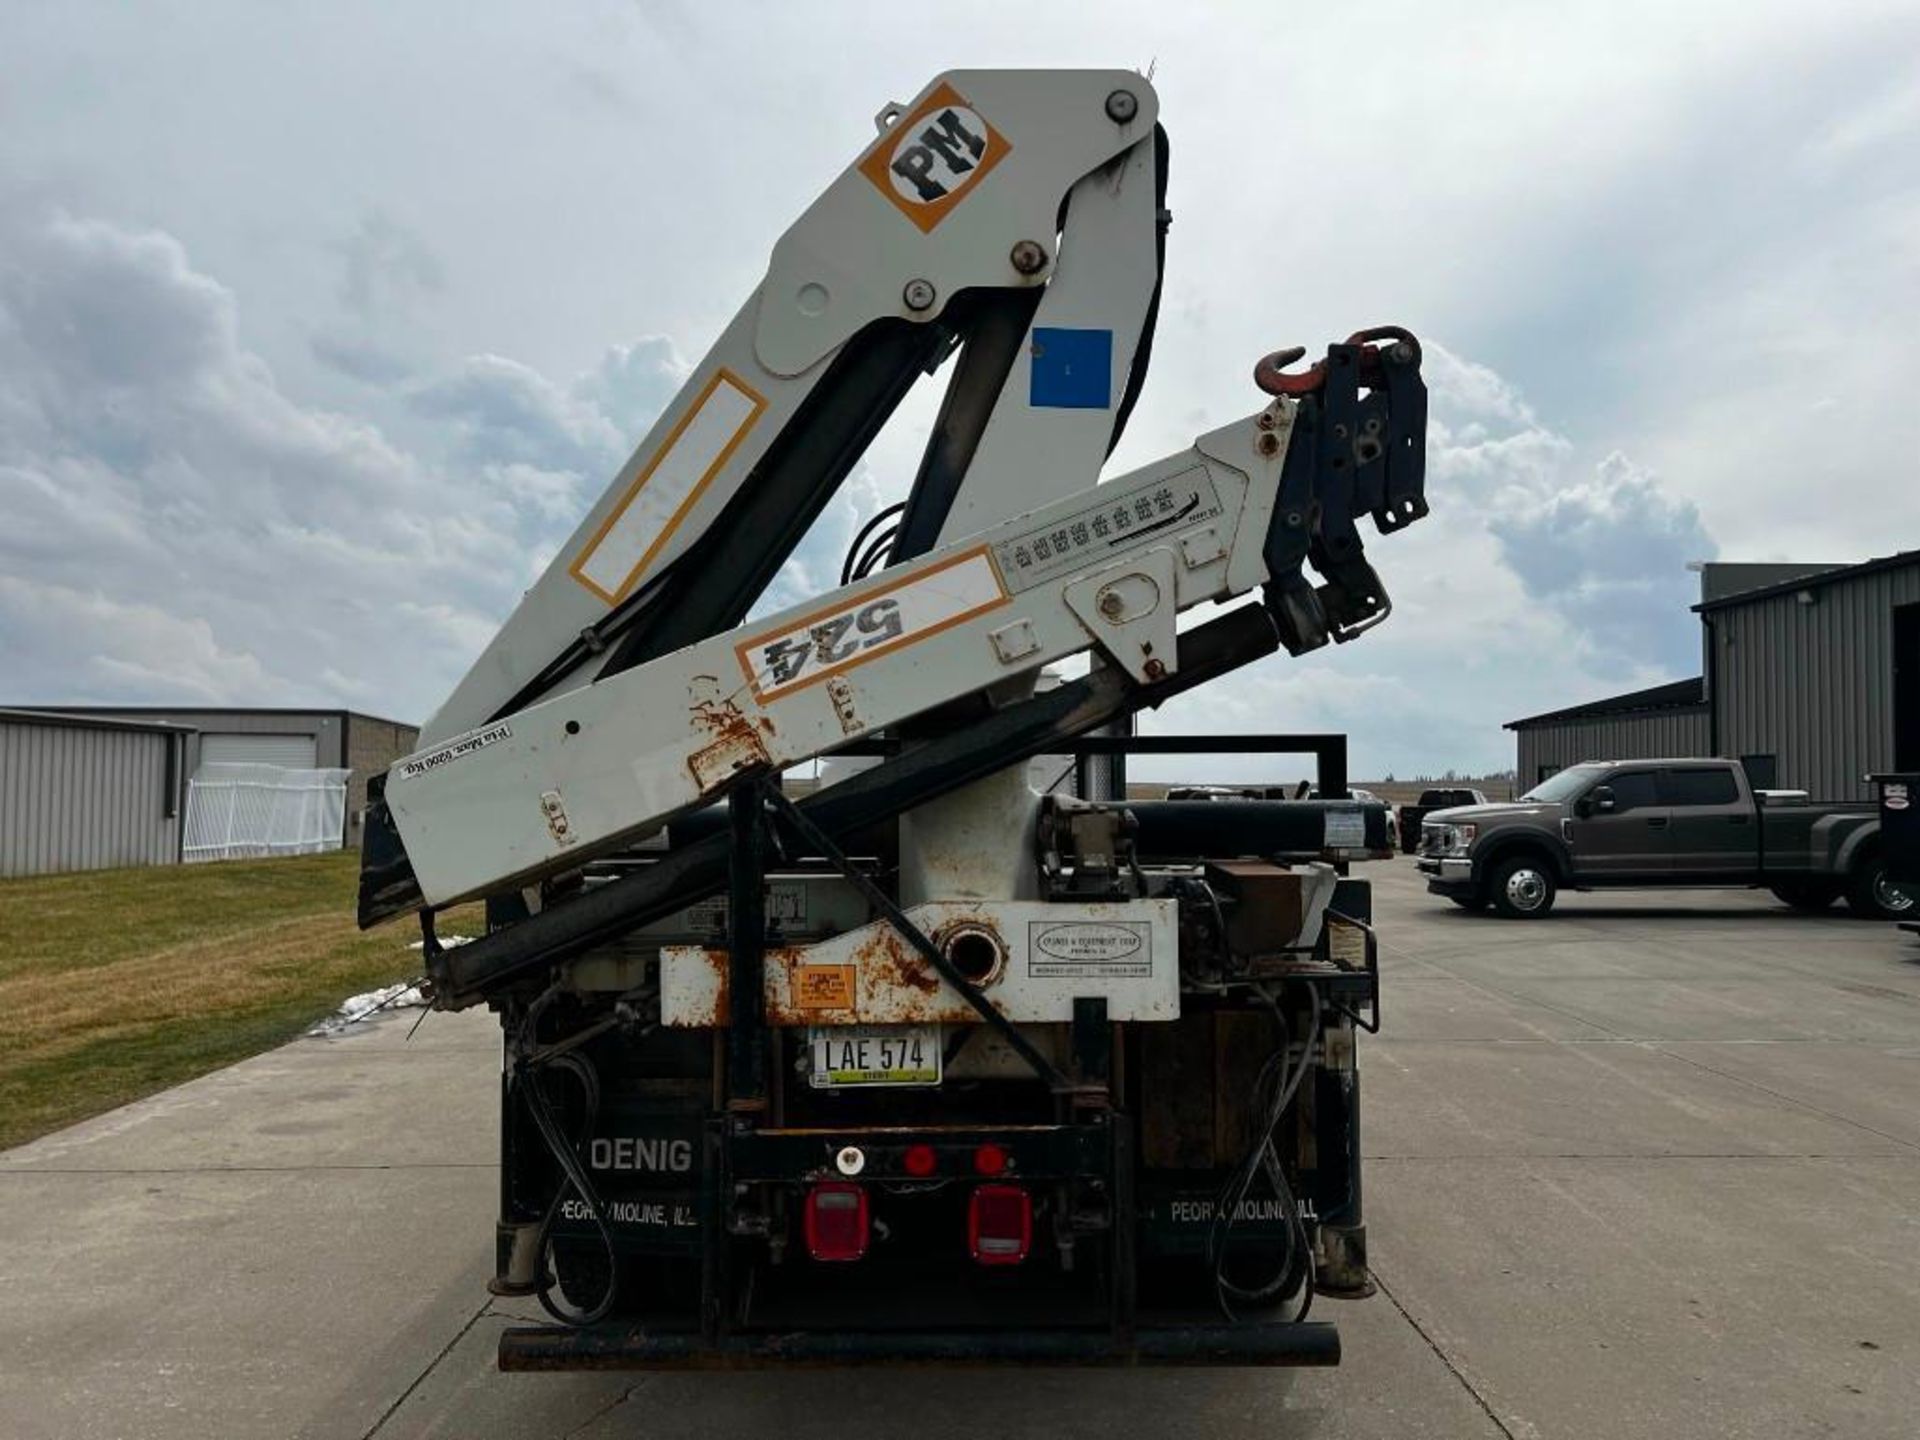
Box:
198;732;319;770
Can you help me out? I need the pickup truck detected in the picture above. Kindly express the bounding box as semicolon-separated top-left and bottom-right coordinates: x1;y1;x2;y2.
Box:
1397;787;1489;855
1415;758;1913;920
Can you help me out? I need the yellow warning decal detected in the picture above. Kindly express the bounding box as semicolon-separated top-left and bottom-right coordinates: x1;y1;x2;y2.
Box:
793;964;857;1011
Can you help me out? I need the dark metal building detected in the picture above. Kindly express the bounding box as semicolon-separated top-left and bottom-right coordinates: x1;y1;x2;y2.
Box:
1699;551;1920;801
1507;552;1920;801
1506;679;1710;788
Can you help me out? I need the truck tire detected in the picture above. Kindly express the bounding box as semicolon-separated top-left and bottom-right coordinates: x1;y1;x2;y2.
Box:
1846;853;1917;921
1488;854;1556;919
1769;880;1839;912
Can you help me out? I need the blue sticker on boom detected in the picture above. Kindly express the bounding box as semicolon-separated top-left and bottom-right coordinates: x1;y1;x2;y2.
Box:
1030;327;1113;409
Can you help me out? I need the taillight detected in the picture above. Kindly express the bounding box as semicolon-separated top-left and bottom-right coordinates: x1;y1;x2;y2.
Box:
967;1184;1031;1266
972;1142;1008;1177
902;1143;938;1178
804;1182;869;1262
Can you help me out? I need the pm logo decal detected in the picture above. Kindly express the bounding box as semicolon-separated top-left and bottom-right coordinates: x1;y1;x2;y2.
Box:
859;82;1011;233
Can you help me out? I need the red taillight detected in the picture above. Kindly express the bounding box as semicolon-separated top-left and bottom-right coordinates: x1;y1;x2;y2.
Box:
902;1143;938;1178
972;1142;1008;1177
804;1182;869;1262
968;1184;1031;1266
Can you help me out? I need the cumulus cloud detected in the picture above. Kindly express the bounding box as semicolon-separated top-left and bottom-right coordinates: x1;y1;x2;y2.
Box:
1490;450;1711;677
1425;346;1715;680
0;209;681;718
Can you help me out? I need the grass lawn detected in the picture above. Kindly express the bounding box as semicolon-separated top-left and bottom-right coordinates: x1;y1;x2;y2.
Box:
0;851;480;1151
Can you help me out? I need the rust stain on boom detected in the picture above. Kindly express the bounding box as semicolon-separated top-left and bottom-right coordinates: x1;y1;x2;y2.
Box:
686;696;774;794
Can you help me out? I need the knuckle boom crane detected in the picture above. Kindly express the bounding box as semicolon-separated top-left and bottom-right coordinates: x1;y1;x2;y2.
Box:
357;69;1429;1369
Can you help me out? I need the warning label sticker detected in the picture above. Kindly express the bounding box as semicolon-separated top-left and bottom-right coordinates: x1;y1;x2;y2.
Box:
992;467;1223;593
682;885;807;932
1027;921;1152;979
1323;809;1368;849
791;964;857;1011
393;723;512;782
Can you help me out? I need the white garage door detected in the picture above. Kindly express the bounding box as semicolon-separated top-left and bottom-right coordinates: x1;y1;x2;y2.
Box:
198;732;319;770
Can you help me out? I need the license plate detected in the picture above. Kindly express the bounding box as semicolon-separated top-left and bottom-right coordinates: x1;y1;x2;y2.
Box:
807;1025;942;1089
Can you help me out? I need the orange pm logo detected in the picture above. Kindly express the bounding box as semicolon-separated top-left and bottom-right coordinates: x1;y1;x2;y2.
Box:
857;82;1010;233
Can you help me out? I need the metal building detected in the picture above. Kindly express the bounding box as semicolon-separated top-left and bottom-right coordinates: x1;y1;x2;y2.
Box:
1506;679;1710;787
0;710;191;877
1700;550;1920;801
1507;551;1920;801
6;707;418;854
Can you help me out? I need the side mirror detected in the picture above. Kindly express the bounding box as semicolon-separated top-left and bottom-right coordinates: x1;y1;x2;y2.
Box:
1589;785;1617;814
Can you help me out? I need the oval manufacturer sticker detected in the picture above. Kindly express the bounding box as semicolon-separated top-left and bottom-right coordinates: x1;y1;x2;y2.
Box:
1035;923;1143;962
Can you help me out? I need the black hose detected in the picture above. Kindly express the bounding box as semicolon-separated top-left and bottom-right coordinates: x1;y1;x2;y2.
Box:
851;524;900;581
519;1048;621;1326
1207;983;1322;1321
840;502;906;586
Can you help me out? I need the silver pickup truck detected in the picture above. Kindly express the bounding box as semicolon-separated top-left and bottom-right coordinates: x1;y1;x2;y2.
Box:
1416;757;1912;920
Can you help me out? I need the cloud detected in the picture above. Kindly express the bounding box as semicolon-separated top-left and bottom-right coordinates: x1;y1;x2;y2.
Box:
0;576;301;706
1490;450;1712;677
1425;346;1715;680
1147;341;1714;779
0;209;681;721
409;352;624;474
309;332;413;385
0;202;1715;780
336;212;444;319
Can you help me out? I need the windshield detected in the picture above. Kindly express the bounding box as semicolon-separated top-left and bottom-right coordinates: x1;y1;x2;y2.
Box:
1520;764;1608;804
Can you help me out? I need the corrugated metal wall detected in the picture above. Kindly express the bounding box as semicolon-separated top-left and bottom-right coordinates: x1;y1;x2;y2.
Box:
66;709;346;780
1515;707;1711;785
1713;561;1920;801
0;721;181;877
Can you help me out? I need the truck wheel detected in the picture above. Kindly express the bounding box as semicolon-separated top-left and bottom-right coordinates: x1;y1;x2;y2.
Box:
1847;854;1917;921
1770;881;1838;912
1489;855;1555;919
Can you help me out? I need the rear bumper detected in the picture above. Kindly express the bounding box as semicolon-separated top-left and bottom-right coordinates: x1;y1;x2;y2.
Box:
499;1321;1342;1370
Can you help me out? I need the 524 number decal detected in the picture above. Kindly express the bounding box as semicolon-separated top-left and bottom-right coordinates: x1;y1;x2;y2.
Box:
733;547;1010;701
759;599;904;685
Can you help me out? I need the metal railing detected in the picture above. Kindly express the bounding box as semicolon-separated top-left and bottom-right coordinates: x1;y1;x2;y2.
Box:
183;763;349;862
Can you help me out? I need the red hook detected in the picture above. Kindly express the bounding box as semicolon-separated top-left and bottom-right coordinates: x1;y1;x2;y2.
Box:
1252;327;1421;398
1252;345;1324;397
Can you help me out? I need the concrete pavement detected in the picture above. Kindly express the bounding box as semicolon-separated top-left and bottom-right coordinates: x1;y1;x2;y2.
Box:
4;861;1918;1438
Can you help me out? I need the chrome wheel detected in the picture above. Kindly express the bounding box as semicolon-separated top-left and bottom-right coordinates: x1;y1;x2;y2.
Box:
1875;874;1916;915
1504;867;1548;912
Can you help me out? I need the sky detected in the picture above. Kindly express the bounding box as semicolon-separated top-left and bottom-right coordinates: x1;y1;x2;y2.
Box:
3;0;1917;781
